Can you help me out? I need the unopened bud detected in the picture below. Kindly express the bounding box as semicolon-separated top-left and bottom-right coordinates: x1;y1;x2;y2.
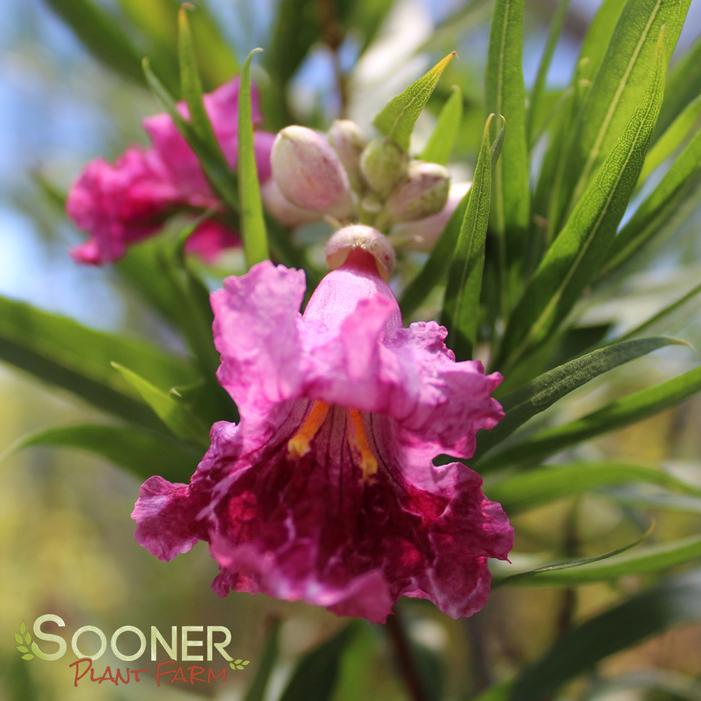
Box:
327;120;366;191
261;179;319;227
385;161;450;223
359;138;408;196
325;225;395;280
390;181;471;251
271;125;353;219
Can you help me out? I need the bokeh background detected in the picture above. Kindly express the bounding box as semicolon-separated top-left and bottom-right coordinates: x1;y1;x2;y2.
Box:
1;1;701;699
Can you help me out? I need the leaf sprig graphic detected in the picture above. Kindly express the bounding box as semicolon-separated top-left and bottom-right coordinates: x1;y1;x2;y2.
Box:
229;658;250;671
15;622;34;661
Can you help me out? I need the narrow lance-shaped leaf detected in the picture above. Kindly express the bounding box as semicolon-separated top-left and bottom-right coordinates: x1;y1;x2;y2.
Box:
178;6;220;152
494;526;654;587
656;33;701;137
576;0;626;83
420;85;463;165
619;281;701;341
479;365;701;470
238;49;269;268
242;619;281;701
0;295;196;429
603;124;701;276
486;462;701;516
398;193;469;319
112;363;211;447
491;570;701;701
373;52;456;151
154;221;225;382
4;424;201;483
142;58;240;212
562;0;689;218
527;0;572;147
477;336;686;458
485;0;530;284
497;46;665;371
279;625;358;701
499;533;701;587
441;114;504;358
640;93;701;184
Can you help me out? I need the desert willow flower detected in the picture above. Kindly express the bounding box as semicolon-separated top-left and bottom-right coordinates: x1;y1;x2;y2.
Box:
133;225;512;622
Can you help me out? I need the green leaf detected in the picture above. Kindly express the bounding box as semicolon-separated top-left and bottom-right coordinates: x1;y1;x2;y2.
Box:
497;52;665;370
14;634;23;645
485;0;530;285
177;6;220;152
373;52;456;151
242;620;280;701
112;363;210;447
0;295;196;428
603;125;701;276
179;2;238;87
501;534;701;586
495;526;654;587
475;570;701;701
441;114;504;358
562;0;689;217
399;193;469;319
480;366;701;470
142;58;239;212
656;33;701;137
477;336;684;458
279;625;357;701
42;0;144;85
619;280;701;341
527;0;571;147
419;86;463;165
156;232;224;383
507;570;701;701
640;93;701;183
576;0;626;83
4;423;200;482
21;654;34;662
238;49;269;268
487;462;701;516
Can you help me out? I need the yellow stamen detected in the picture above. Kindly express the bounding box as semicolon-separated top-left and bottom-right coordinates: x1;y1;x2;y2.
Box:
287;401;331;458
347;409;378;481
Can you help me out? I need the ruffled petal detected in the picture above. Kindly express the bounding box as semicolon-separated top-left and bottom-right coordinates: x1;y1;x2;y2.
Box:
211;262;307;417
66;147;178;264
298;263;502;458
132;476;208;561
145;408;512;622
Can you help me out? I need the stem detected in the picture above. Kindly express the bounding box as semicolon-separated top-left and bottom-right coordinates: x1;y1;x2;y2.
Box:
464;614;492;694
385;614;428;701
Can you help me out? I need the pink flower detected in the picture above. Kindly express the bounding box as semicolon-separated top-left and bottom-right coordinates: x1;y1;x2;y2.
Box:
68;78;275;265
132;227;512;622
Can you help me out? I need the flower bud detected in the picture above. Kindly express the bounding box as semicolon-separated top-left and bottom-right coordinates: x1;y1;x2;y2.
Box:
384;161;450;223
261;179;319;227
327;120;366;191
390;181;471;251
271;125;353;219
359;138;408;196
325;225;395;280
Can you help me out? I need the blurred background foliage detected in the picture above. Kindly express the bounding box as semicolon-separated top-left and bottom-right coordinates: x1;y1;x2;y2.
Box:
1;0;701;700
